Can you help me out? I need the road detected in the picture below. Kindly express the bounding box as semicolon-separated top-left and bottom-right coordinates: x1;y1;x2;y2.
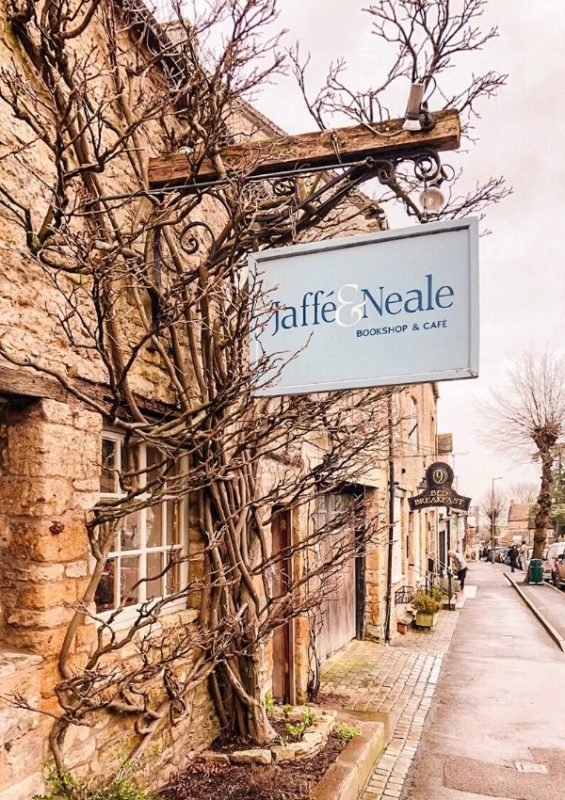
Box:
402;562;565;800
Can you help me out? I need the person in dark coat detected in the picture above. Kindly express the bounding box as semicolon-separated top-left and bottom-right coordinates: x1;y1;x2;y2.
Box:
508;544;519;573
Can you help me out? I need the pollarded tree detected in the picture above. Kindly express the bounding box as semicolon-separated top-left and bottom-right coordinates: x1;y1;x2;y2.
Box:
479;488;507;547
481;352;565;560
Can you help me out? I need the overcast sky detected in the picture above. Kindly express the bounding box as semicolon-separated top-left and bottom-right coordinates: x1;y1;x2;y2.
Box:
250;0;565;506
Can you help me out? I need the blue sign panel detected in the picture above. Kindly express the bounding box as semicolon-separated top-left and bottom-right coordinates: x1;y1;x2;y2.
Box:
250;218;479;396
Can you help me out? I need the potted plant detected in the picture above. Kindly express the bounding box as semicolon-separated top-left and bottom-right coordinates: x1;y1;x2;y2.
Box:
412;590;441;628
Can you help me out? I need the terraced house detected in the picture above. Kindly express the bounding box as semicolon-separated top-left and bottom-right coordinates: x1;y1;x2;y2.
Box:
0;1;443;796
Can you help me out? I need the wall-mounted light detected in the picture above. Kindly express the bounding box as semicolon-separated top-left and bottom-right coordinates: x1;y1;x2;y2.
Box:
402;82;435;132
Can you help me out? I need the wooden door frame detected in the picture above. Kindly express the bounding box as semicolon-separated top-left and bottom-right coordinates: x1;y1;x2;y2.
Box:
355;523;366;641
271;506;295;705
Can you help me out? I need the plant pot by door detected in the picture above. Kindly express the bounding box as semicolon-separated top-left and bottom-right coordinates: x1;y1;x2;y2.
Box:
415;610;436;628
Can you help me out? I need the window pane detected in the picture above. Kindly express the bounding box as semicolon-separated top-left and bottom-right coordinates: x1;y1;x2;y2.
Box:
101;440;117;494
165;555;180;597
146;504;163;548
146;551;164;600
120;556;139;606
121;442;140;493
95;559;116;611
166;500;181;546
147;446;164;488
119;512;140;550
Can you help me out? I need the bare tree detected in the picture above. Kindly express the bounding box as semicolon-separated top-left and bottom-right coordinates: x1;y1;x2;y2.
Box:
291;0;510;223
0;0;506;782
509;482;539;504
479;488;507;547
480;352;565;560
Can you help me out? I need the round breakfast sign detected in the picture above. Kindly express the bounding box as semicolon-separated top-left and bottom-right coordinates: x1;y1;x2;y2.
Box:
249;218;478;397
408;462;471;512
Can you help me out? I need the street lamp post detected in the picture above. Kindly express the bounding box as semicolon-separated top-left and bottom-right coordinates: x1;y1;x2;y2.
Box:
490;476;504;562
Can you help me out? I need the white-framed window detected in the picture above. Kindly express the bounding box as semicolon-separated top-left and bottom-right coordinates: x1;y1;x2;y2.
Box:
408;396;418;449
94;431;188;617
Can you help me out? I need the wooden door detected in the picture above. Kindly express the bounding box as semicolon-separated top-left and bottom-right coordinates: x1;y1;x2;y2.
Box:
271;508;293;704
315;493;357;663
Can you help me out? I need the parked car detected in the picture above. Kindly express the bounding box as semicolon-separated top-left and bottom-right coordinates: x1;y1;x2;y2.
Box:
542;542;565;585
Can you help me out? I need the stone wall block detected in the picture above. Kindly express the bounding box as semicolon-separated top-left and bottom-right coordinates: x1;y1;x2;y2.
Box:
0;650;46;795
4;624;68;657
5;605;75;629
7;516;89;562
5;417;99;483
64;560;89;578
10;560;65;582
0;696;38;742
0;476;74;517
3;728;45;780
2;577;76;610
64;734;97;769
39;400;101;433
0;772;44;800
74;621;98;649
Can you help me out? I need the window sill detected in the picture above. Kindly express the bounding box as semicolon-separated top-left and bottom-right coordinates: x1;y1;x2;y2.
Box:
95;601;197;633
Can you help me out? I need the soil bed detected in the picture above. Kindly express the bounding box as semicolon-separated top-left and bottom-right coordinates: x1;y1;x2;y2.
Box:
209;719;292;754
159;734;347;800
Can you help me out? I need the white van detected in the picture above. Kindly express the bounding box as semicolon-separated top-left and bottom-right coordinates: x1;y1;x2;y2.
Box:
543;542;565;584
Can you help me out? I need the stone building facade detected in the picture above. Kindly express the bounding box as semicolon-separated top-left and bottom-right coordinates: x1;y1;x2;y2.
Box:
0;2;442;797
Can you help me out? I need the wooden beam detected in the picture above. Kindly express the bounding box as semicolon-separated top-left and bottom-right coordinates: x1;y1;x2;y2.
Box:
0;365;67;402
149;109;460;189
0;365;175;419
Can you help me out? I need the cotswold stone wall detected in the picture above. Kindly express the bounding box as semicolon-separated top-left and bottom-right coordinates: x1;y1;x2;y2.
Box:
0;398;219;797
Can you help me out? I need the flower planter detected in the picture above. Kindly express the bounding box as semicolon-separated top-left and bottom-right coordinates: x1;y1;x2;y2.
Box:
415;610;436;628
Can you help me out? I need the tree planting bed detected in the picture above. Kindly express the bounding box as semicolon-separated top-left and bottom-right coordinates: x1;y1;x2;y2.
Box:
158;733;347;800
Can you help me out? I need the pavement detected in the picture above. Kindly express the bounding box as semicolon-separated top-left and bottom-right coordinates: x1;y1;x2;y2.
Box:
402;562;565;800
319;562;565;800
319;602;460;800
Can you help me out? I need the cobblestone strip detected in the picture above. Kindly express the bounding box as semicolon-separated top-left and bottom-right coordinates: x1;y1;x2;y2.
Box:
319;611;459;800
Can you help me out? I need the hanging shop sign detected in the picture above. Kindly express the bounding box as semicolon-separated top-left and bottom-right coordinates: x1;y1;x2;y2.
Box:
408;462;471;511
249;218;478;396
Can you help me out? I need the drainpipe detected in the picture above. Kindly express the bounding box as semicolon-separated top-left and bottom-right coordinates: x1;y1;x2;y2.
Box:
384;392;395;643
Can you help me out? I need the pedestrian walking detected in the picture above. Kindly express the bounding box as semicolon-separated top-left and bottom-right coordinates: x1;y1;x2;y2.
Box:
508;544;519;573
519;540;529;571
448;549;468;591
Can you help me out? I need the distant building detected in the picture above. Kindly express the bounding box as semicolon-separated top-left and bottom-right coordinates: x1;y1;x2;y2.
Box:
505;502;556;546
504;502;533;544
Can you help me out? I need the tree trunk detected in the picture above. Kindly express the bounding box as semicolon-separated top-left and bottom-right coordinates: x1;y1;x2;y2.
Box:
200;477;278;745
532;445;554;561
